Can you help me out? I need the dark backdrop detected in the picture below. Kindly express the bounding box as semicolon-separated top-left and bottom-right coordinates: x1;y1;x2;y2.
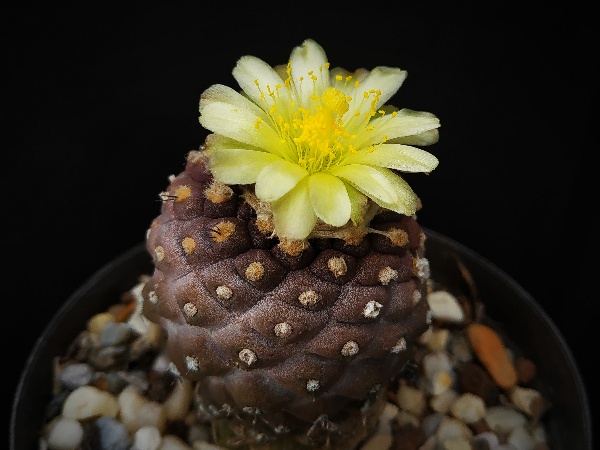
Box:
3;2;597;446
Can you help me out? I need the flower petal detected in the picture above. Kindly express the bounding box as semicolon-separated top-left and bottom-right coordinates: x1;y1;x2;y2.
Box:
271;178;317;240
199;86;287;157
343;144;439;173
255;160;308;202
205;143;282;185
289;39;330;105
343;67;407;122
352;109;441;148
308;173;351;226
345;183;368;226
232;55;291;107
330;164;417;215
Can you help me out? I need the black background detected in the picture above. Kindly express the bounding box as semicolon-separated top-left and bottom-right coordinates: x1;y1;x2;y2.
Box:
3;2;597;446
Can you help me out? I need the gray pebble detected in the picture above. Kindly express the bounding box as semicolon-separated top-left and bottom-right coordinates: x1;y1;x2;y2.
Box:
95;416;132;450
60;363;94;390
100;322;134;347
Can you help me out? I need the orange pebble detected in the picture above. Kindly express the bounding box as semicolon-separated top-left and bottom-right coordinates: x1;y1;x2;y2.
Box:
115;300;137;323
466;323;517;389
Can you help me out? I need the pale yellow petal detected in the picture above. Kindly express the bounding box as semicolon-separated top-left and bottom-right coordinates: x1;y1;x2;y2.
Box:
343;144;439;173
255;160;308;202
271;178;317;240
308;173;351;226
232;55;292;107
289;39;330;105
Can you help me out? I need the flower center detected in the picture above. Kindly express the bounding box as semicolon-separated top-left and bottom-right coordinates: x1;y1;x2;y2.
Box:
292;87;352;173
255;64;388;174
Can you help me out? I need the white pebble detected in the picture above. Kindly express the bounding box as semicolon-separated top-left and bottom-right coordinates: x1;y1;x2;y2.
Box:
396;410;420;427
159;435;193;450
442;436;471;450
361;403;397;450
163;379;194;421
426;290;465;323
430;389;459;414
192;442;228;450
397;381;427;416
62;385;119;420
430;370;454;396
119;385;167;434
508;386;546;418
507;425;536;450
450;393;486;423
422;351;454;379
421;412;444;437
133;426;162;450
472;431;499;447
47;417;84;450
435;417;473;443
484;405;527;435
426;328;450;352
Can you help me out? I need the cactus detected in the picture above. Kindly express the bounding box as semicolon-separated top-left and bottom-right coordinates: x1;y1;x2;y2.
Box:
142;39;440;449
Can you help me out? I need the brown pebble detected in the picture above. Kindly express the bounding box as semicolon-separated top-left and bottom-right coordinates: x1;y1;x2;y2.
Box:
391;422;427;450
514;356;537;384
456;361;499;406
469;418;492;435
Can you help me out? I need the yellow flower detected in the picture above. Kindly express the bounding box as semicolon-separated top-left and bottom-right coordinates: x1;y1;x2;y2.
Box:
199;39;440;240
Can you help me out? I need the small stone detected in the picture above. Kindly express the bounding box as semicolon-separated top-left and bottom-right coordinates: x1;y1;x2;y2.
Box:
158;434;193;449
60;363;94;390
397;380;427;417
507;425;536;450
47;417;84;450
508;386;547;419
62;385;119;420
514;356;537;384
426;290;465;323
430;389;459;414
100;322;134;347
95;416;132;450
163;379;194;421
450;393;486;423
435;417;473;443
484;405;527;435
133;425;162;450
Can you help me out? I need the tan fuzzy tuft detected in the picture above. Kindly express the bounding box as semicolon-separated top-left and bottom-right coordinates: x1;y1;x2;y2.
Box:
205;181;233;204
210;221;235;243
278;238;310;257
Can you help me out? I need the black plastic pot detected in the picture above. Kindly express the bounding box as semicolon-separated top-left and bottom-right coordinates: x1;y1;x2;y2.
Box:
10;229;593;449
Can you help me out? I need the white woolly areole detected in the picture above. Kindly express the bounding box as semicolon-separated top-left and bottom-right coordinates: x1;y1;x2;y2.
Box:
239;348;258;366
415;257;430;279
154;246;165;262
306;379;320;392
378;266;398;285
391;337;407;353
341;341;360;356
185;356;199;372
362;300;383;318
274;322;293;338
183;302;198;317
216;285;233;301
148;291;158;305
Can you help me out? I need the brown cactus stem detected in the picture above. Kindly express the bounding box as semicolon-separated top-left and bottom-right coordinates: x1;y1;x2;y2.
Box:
210;386;388;450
